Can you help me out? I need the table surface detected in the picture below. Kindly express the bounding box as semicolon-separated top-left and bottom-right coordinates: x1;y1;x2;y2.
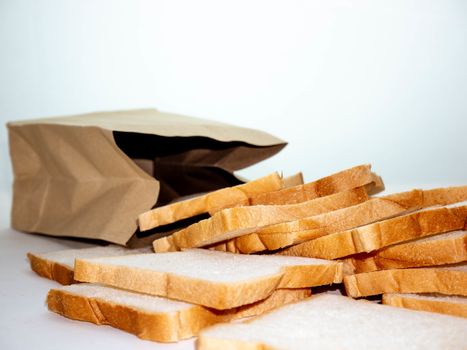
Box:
0;190;194;350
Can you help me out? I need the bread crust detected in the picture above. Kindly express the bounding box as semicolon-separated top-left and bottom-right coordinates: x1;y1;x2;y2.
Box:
347;231;467;273
214;190;425;254
344;266;467;298
47;287;311;342
249;164;375;206
138;172;283;231
153;187;368;252
221;186;467;254
74;257;341;310
280;206;467;259
382;294;467;318
27;252;76;285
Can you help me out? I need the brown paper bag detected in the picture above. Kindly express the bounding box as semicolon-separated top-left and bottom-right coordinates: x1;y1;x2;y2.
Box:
7;109;286;245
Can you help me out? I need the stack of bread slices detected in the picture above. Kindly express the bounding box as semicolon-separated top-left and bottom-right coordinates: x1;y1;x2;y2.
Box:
28;164;467;348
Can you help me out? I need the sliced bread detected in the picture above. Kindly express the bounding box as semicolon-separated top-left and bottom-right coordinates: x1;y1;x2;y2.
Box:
47;283;311;342
74;249;342;310
234;186;467;255
212;188;426;253
344;263;467;298
382;293;467;319
138;172;283;231
197;294;467;350
347;230;467;273
280;205;467;259
27;245;152;285
153;187;368;252
248;164;379;206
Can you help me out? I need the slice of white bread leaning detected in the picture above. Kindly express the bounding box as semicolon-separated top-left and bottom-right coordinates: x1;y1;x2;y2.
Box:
47;283;311;343
153;187;368;252
213;186;467;254
280;172;305;189
27;245;152;285
347;229;467;273
344;262;467;298
248;164;381;206
280;205;467;259
197;294;467;350
382;293;467;319
138;172;285;231
74;249;342;310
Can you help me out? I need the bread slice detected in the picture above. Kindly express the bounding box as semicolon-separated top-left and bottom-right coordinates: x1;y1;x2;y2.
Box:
47;283;311;342
212;189;424;253
224;186;467;255
27;245;152;285
153;187;368;252
197;294;467;350
74;249;342;310
344;263;467;298
248;164;380;206
280;172;304;188
138;172;283;231
382;293;467;319
280;205;467;259
347;230;467;273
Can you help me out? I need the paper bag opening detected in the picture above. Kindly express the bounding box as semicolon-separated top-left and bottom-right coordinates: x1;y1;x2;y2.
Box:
8;109;286;245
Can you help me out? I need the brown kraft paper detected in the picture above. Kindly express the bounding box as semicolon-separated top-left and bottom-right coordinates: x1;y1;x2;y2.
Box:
7;109;286;245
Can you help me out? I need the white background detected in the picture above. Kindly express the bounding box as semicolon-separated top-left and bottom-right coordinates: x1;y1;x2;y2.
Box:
1;0;466;194
0;1;466;349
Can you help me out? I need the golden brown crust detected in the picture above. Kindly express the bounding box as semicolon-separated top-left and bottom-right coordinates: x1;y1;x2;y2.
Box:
214;288;311;320
27;252;76;285
47;287;311;342
138;172;283;231
47;288;221;342
74;258;340;310
249;164;374;206
221;187;467;255
280;206;467;260
216;190;425;254
153;187;368;252
422;186;467;208
344;267;467;298
382;294;467;318
365;174;385;195
347;231;467;273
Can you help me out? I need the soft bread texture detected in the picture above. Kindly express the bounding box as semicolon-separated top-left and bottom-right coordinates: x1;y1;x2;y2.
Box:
197;294;467;350
27;245;152;285
382;293;467;318
47;283;311;342
74;249;342;310
235;187;467;255
347;230;467;273
344;263;467;298
248;164;378;206
138;172;283;231
153;187;368;252
280;205;467;259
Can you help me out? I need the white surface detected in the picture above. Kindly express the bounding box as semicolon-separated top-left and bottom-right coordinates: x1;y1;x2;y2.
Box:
1;0;467;191
0;192;194;350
